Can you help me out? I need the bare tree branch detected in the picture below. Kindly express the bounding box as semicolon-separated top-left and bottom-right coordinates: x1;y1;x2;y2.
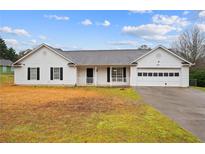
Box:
172;26;205;65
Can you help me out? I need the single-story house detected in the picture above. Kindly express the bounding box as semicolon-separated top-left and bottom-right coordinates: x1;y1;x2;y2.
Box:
0;59;14;74
13;44;193;87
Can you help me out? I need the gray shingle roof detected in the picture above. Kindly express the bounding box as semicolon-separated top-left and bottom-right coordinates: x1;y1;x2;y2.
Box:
0;59;13;66
14;44;192;66
55;49;151;65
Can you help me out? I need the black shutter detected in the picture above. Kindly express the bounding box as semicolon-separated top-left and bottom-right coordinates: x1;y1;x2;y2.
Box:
123;67;126;82
37;67;40;80
50;67;53;80
27;67;30;80
60;67;63;80
107;67;110;82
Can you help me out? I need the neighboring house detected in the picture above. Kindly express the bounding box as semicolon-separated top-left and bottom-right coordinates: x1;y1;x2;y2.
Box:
13;44;193;87
0;59;14;74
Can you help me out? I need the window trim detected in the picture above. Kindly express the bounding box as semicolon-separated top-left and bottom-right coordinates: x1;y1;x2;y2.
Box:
159;73;163;77
138;72;142;76
137;71;179;78
164;73;168;77
53;67;61;80
174;72;179;77
143;72;147;77
169;72;174;77
153;72;158;77
112;67;124;82
148;72;152;77
29;67;39;80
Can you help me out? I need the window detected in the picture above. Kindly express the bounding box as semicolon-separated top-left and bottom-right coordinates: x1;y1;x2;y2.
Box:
30;68;37;80
164;73;168;77
169;73;174;77
175;72;179;77
143;72;147;76
138;72;142;76
50;67;63;80
153;72;158;77
53;67;60;80
139;71;179;78
112;68;124;82
159;73;163;77
28;67;39;80
148;73;152;77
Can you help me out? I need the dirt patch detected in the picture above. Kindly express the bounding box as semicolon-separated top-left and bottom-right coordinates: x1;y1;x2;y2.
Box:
33;97;117;113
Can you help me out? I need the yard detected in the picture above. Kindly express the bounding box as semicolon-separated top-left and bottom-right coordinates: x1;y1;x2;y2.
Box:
0;83;200;142
0;74;14;85
193;86;205;92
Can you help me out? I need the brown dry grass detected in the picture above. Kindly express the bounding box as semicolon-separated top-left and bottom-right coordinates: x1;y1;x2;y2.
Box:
0;85;200;143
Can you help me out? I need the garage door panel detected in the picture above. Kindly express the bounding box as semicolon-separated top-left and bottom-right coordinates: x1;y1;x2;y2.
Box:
136;68;181;87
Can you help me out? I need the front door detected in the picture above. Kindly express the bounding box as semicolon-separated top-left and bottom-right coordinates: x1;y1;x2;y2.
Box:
86;68;93;84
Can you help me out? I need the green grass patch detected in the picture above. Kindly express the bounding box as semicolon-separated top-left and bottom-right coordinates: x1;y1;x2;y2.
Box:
0;74;14;85
192;86;205;92
81;86;141;101
80;105;199;143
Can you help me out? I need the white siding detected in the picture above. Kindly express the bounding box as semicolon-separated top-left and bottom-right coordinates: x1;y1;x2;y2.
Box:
181;66;189;87
77;67;86;85
97;66;109;86
137;48;182;68
14;46;77;85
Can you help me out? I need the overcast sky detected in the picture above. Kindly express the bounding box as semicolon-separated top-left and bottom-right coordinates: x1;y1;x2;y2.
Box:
0;10;204;52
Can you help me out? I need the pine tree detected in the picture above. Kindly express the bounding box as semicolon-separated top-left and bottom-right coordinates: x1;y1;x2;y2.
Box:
0;38;18;61
0;38;8;59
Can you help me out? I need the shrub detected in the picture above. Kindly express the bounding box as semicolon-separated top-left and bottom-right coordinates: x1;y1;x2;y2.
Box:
190;68;205;87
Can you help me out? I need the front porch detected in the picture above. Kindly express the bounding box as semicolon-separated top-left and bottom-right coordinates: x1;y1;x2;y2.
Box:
76;66;130;86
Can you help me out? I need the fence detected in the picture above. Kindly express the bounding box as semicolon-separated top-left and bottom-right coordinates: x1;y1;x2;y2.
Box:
189;79;197;86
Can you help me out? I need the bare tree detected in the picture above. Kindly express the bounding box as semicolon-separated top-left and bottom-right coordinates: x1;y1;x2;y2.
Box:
172;26;205;64
18;49;32;59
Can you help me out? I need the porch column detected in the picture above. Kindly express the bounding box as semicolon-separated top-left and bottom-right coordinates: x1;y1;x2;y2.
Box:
94;66;97;86
110;66;112;86
130;66;136;86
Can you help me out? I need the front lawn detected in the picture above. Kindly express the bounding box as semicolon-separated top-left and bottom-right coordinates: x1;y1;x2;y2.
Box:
193;86;205;92
0;86;200;142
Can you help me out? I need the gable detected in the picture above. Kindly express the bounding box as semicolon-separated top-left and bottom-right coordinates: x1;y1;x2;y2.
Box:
16;46;72;66
13;44;74;66
137;47;185;68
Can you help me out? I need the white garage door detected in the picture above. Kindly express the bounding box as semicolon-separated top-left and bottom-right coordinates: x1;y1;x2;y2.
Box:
136;68;181;87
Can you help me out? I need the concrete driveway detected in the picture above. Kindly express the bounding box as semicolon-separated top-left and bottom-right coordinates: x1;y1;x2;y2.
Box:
135;87;205;142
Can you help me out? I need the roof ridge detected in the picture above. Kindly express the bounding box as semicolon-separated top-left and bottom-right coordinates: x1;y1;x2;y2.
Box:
59;49;150;52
